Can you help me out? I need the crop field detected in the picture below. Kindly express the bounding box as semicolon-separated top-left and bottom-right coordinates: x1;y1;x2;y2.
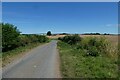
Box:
80;35;118;44
49;34;118;44
57;35;118;78
46;35;66;39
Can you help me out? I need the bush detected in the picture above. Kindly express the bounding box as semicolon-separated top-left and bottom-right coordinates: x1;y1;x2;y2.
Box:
18;35;31;46
77;37;110;57
87;46;99;57
58;34;82;45
38;35;49;42
60;35;110;57
19;34;49;45
2;23;21;52
2;23;49;52
88;37;97;46
26;34;39;43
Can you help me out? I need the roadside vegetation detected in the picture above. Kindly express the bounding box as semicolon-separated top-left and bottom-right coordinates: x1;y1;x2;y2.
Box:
58;34;118;78
1;23;49;67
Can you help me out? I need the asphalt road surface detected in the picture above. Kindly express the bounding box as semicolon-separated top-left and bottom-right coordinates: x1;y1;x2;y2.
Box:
2;40;60;78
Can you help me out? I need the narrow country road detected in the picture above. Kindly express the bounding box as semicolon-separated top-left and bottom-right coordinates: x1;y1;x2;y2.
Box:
2;40;60;78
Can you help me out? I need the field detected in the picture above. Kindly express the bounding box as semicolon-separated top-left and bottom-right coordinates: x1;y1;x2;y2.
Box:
57;35;118;78
80;35;118;44
48;34;118;43
47;35;66;39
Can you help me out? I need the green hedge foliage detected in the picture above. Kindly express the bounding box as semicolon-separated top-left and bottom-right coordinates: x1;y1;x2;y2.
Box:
58;34;82;45
59;35;110;57
2;23;49;52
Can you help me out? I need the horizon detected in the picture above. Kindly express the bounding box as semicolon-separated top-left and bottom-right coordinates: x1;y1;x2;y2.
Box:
21;32;118;35
2;2;118;34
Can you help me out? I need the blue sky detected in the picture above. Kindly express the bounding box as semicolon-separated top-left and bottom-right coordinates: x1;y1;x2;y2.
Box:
2;2;118;34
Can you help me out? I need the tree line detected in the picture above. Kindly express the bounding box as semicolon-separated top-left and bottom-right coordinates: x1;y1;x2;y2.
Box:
2;23;49;52
83;33;110;35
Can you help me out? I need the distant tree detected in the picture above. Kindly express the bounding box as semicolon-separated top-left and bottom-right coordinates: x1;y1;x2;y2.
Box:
84;33;100;35
95;33;100;35
59;33;69;35
47;31;52;36
104;33;109;35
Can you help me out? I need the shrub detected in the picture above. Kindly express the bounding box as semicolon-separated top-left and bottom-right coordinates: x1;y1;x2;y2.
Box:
76;37;110;57
20;34;49;44
36;35;49;42
2;23;49;52
97;37;109;54
58;37;62;40
88;37;109;54
19;35;31;46
58;34;82;45
87;46;99;57
88;37;97;46
2;23;21;52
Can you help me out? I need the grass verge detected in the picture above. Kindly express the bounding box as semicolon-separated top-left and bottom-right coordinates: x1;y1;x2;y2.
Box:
2;42;46;67
57;41;118;78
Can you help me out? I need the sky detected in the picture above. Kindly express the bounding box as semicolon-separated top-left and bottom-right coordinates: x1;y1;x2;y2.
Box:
2;0;120;2
2;2;118;34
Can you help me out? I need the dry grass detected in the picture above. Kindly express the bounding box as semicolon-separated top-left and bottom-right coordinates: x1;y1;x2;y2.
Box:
58;41;118;78
55;34;118;58
47;34;118;44
57;34;118;78
79;35;118;43
46;35;66;39
80;35;118;58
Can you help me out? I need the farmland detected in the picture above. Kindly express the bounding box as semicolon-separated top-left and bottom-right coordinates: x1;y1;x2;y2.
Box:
1;23;118;78
48;34;118;43
2;2;118;78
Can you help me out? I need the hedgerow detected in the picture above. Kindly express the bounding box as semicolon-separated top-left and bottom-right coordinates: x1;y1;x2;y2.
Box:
77;37;110;56
2;23;49;52
58;34;82;45
59;35;111;57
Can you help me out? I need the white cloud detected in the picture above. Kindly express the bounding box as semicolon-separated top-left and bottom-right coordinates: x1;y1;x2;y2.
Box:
106;24;119;27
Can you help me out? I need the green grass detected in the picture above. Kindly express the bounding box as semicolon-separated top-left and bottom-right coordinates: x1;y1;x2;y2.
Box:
57;41;118;78
2;42;46;67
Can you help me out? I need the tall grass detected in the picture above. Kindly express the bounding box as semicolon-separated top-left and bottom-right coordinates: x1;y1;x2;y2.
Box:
58;35;118;78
